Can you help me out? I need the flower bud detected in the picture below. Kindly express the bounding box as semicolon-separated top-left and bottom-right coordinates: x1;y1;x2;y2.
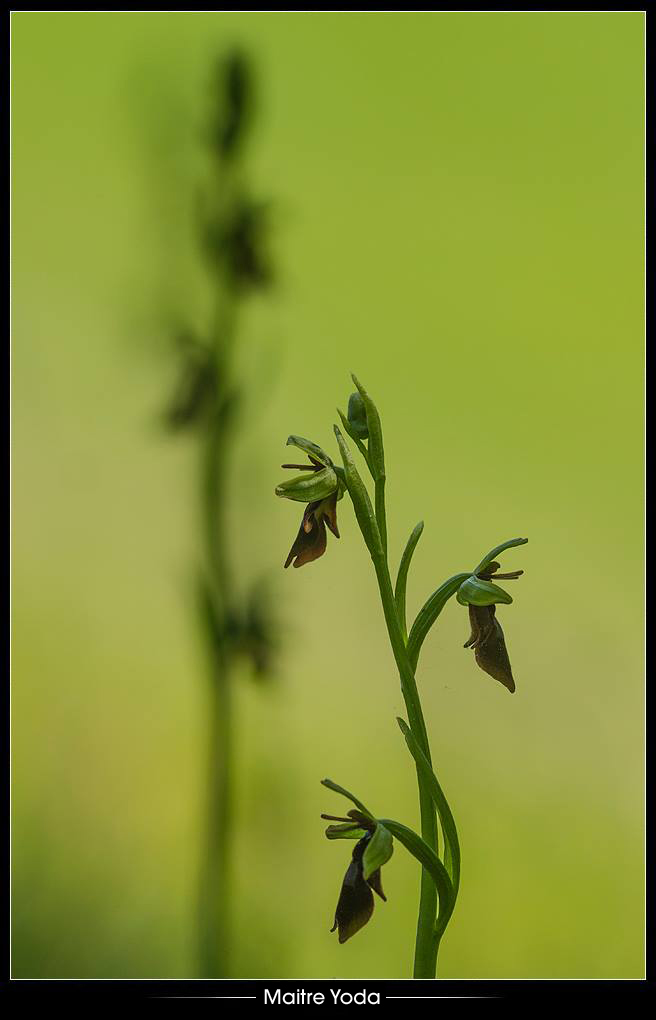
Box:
347;391;369;439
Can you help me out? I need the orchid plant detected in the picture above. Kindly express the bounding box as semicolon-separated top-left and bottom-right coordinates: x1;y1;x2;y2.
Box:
276;376;527;978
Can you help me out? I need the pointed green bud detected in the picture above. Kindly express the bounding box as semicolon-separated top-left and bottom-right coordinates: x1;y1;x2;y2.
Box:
456;575;513;607
275;465;337;503
285;435;333;468
347;391;369;439
351;375;385;482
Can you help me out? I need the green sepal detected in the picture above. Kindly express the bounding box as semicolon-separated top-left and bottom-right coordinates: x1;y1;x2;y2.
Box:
285;435;334;468
320;778;375;820
362;822;394;881
456;575;513;607
473;537;528;577
347;391;369;439
325;823;368;840
275;465;337;502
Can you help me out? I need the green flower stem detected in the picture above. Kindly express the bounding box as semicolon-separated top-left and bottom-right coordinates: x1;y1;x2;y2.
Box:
337;421;442;976
369;550;441;977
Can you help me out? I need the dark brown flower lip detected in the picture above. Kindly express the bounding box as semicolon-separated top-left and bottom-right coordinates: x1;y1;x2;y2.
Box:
330;833;387;944
283;492;340;569
464;604;515;693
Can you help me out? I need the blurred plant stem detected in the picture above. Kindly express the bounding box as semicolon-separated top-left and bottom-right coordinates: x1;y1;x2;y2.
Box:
165;53;274;977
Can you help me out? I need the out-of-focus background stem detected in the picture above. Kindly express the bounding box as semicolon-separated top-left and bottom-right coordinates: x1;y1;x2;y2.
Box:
166;53;276;977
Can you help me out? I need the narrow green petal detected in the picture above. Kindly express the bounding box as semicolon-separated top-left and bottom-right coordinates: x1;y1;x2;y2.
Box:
362;822;394;881
320;778;375;820
285;434;334;468
472;537;528;576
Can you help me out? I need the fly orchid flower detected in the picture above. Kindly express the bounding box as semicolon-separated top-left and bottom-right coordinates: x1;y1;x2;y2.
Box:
321;809;391;943
457;558;524;693
275;436;344;568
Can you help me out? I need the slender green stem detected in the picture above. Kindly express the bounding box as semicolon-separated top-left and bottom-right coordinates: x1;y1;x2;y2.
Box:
369;551;441;977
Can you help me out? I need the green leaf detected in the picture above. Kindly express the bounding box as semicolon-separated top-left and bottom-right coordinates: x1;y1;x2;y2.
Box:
472;537;528;577
455;575;513;607
379;817;456;940
397;718;461;897
285;435;334;468
275;465;337;502
324;823;368;840
362;822;394;880
406;573;471;671
394;521;424;641
320;778;374;820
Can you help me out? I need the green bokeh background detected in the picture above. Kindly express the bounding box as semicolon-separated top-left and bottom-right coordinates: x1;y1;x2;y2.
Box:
11;12;644;978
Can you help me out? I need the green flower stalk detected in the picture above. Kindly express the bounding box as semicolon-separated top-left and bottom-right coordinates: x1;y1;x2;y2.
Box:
275;376;527;978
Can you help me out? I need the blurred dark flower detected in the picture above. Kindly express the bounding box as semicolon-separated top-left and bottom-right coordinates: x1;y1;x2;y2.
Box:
203;200;272;291
240;582;277;679
211;51;253;159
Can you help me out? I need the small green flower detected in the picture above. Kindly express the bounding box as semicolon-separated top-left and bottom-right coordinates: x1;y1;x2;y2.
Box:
321;811;388;944
458;560;524;693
